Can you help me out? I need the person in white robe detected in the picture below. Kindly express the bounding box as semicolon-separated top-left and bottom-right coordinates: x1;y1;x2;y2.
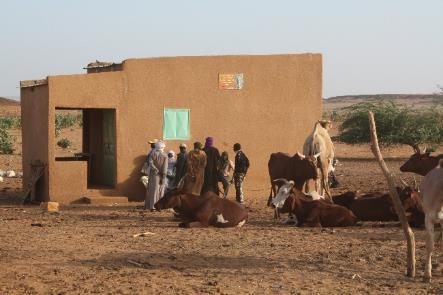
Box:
144;141;168;211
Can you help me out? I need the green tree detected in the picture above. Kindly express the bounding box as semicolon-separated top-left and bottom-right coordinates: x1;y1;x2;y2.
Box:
338;101;443;146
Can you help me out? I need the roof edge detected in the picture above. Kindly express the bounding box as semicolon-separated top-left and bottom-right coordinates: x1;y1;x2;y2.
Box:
20;78;48;88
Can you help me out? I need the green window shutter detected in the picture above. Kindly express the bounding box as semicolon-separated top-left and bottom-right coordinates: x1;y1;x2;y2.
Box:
176;110;189;139
163;109;177;139
163;109;190;140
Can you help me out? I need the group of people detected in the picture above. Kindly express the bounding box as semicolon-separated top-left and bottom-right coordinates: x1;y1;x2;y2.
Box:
142;137;249;211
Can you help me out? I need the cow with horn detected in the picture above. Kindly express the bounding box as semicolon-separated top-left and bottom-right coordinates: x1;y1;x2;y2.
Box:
400;144;443;176
303;120;335;202
267;152;319;208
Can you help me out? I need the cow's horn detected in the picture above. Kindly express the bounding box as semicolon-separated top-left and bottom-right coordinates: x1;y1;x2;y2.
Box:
399;177;408;188
413;176;418;191
313;152;321;158
296;152;305;159
273;178;289;184
422;147;428;154
411;144;420;154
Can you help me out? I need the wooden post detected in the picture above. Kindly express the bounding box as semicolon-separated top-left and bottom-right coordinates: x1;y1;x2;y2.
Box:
368;111;416;277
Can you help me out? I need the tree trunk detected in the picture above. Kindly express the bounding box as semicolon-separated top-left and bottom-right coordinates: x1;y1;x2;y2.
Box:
368;111;416;277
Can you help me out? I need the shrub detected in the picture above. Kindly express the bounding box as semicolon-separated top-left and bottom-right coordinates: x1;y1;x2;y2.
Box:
0;127;14;154
57;138;71;149
338;101;443;146
55;113;81;137
0;116;21;129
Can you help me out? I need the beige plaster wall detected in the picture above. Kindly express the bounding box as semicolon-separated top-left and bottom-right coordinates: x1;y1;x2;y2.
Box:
35;54;321;202
118;54;322;200
21;85;50;201
50;161;87;202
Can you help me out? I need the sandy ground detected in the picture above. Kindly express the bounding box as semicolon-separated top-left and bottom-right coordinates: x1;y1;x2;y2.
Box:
1;156;443;294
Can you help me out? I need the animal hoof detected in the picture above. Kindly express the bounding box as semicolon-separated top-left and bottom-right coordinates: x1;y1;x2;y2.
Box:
178;222;189;228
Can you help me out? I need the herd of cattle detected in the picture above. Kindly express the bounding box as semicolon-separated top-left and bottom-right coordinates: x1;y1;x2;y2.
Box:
153;122;443;281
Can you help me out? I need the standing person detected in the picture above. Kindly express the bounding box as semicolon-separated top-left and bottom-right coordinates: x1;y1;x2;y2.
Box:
218;151;235;198
202;137;221;195
182;142;207;195
173;143;188;188
233;143;249;204
145;140;168;211
141;139;158;177
165;150;176;192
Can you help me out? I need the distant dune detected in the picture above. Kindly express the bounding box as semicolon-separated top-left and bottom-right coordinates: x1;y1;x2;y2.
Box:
0;97;21;116
324;94;443;112
0;97;20;106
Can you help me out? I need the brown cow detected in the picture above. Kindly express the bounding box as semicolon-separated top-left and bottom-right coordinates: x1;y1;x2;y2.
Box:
349;186;421;222
331;191;357;209
400;146;443;176
154;190;248;228
402;190;424;228
267;152;319;205
272;181;357;227
328;187;424;227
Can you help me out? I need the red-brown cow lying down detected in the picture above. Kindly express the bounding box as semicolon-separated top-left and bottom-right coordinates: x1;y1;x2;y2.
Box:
271;180;358;227
349;187;420;222
332;187;424;226
154;190;248;228
331;191;357;209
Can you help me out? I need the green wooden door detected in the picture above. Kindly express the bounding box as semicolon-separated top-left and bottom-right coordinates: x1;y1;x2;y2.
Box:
103;110;116;187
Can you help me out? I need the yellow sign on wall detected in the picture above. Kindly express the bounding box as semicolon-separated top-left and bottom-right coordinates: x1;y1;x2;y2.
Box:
218;73;244;90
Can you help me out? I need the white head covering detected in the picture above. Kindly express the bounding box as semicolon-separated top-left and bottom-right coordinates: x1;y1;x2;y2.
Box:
155;140;166;151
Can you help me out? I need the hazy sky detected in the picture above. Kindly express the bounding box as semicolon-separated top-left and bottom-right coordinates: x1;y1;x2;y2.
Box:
1;0;442;98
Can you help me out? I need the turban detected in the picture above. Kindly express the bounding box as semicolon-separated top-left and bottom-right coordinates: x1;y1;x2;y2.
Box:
155;140;166;151
194;141;203;150
205;137;214;147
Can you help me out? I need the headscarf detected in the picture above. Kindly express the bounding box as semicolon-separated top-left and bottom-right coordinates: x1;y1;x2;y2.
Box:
155;140;166;151
194;141;203;150
219;151;229;170
168;150;176;166
205;137;214;147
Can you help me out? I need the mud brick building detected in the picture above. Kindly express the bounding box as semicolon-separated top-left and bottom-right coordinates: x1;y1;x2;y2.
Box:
20;54;322;203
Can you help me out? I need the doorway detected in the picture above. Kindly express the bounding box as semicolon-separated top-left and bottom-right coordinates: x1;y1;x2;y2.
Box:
82;109;116;188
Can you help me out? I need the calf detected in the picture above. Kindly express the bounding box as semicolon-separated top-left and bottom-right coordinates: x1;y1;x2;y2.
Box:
271;181;357;227
154;190;248;228
419;159;443;282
